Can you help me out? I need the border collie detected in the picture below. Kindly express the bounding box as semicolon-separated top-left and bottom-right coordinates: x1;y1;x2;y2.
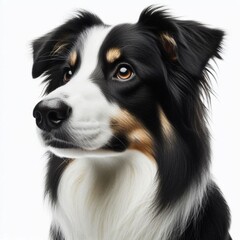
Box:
32;6;232;240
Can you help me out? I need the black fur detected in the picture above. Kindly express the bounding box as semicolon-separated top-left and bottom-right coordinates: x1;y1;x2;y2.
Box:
32;6;232;240
50;225;65;240
32;11;103;92
179;184;231;240
45;153;71;205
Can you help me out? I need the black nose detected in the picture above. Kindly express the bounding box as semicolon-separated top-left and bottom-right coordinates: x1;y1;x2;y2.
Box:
33;99;72;132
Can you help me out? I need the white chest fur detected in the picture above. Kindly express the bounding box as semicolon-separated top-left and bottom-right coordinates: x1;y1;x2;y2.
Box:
52;150;158;240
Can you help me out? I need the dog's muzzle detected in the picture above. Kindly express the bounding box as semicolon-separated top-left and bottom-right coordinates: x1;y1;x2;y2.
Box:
33;99;72;132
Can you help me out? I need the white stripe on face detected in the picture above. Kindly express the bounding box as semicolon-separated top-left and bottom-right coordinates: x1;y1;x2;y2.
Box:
77;26;112;81
41;26;120;157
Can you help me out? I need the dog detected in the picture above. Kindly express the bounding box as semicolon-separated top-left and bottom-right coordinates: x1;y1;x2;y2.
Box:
32;6;232;240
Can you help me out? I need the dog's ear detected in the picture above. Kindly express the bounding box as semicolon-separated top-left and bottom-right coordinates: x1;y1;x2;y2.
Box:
138;7;224;77
32;30;75;78
32;32;55;78
32;11;103;79
169;21;224;77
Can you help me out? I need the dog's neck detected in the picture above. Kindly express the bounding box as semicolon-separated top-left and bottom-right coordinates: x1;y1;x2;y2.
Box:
51;150;156;239
50;149;209;240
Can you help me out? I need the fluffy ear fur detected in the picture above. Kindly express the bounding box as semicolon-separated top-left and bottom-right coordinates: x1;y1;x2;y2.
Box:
32;11;103;78
138;6;224;77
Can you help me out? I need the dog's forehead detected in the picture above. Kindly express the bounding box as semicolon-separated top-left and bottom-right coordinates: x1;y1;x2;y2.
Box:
77;26;112;70
66;25;111;83
77;23;158;67
75;23;139;67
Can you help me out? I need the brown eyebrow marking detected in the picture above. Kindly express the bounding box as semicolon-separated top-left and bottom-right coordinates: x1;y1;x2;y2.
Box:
69;50;78;66
106;48;121;63
51;42;69;55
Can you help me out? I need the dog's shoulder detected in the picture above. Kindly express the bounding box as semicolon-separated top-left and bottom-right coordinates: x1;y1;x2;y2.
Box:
179;182;231;240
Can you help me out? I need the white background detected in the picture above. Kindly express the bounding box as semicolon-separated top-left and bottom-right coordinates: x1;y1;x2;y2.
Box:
0;0;239;239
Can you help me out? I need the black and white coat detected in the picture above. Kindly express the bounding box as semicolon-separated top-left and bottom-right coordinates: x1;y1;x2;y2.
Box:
32;7;232;240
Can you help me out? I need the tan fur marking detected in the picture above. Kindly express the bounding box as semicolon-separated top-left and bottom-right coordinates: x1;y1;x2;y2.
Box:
160;110;173;139
111;110;154;161
51;42;68;55
160;33;177;61
106;48;121;63
69;51;77;66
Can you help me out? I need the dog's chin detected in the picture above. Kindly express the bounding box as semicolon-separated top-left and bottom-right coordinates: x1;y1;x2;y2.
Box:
47;146;125;159
46;139;128;159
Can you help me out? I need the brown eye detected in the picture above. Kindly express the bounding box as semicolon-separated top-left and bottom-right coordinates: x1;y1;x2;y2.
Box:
115;64;134;81
63;68;73;83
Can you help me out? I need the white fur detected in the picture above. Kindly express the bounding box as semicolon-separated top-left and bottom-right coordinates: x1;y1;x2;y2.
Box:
51;150;209;240
52;150;156;240
42;26;117;155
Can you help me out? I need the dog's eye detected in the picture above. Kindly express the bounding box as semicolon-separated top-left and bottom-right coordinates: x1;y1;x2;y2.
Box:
63;68;73;83
114;64;134;81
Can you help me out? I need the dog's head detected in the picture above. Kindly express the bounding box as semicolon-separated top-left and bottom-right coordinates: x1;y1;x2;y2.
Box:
32;7;223;161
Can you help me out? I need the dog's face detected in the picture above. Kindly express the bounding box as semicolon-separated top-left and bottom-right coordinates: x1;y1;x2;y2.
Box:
32;7;223;160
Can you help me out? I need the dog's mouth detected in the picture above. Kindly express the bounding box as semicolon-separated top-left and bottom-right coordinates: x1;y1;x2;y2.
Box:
41;123;128;155
41;130;77;148
39;122;128;154
41;126;102;150
43;135;80;149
